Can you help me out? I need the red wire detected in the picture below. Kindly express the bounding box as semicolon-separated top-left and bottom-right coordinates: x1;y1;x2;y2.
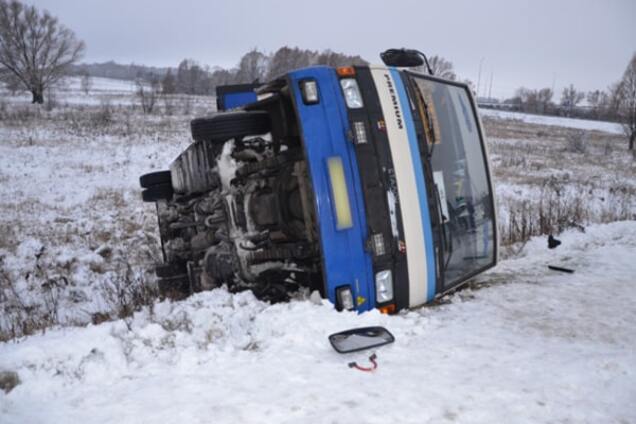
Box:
348;354;378;372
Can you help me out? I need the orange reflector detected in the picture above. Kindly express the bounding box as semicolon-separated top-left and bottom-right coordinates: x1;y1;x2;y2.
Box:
378;304;396;314
336;66;356;77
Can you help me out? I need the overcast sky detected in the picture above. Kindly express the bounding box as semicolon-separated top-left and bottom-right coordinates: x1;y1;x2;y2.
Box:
26;0;636;99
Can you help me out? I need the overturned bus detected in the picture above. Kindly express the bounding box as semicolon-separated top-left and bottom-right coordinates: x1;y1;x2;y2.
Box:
140;48;497;313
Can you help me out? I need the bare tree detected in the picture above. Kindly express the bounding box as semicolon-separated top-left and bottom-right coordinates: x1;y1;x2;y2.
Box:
209;68;236;91
560;84;584;116
536;88;554;113
80;70;92;95
235;48;268;83
426;55;456;80
315;49;367;67
511;87;531;111
606;82;623;120
161;69;176;94
614;53;636;150
265;46;314;80
587;89;609;120
168;46;368;92
265;46;367;80
136;78;161;114
0;0;85;103
514;87;554;114
0;69;21;94
175;59;211;95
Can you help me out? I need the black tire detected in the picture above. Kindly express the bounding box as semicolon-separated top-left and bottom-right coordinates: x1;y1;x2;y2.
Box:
140;170;172;188
190;111;270;142
141;183;174;202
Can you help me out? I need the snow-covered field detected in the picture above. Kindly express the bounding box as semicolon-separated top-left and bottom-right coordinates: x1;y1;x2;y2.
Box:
1;78;635;423
479;107;624;135
1;222;635;423
1;76;210;108
2;76;137;106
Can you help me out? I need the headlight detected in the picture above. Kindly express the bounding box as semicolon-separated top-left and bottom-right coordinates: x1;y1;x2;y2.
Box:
300;79;319;104
336;286;355;311
375;270;394;303
340;78;364;109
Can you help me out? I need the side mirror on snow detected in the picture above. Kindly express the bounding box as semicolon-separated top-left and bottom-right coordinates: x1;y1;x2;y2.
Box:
328;326;395;354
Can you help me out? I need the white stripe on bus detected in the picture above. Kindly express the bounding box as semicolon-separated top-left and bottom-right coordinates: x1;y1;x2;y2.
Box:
370;67;429;307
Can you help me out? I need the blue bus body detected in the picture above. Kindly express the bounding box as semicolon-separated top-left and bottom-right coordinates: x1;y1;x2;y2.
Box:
283;65;497;312
288;67;376;311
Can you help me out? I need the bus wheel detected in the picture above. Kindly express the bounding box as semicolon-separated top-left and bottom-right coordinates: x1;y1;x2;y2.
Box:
190;111;270;143
139;170;172;188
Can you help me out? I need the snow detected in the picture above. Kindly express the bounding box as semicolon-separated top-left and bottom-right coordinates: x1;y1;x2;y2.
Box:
0;76;204;107
64;76;138;93
1;221;635;423
0;111;198;333
479;108;624;135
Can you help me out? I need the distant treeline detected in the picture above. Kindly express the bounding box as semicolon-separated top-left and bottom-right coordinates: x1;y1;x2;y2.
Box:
70;46;367;95
479;84;625;123
70;61;169;81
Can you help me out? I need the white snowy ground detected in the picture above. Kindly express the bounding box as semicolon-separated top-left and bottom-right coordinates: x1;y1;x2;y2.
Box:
1;76;210;108
479;108;624;135
2;76;137;106
1;221;635;424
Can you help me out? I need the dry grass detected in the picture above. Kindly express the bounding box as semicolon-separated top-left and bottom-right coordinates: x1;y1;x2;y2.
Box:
0;260;156;341
485;118;636;247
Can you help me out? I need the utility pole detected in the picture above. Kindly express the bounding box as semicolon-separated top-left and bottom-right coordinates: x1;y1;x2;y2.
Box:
488;70;493;100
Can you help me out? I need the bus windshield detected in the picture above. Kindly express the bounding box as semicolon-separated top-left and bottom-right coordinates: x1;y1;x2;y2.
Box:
408;74;496;290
